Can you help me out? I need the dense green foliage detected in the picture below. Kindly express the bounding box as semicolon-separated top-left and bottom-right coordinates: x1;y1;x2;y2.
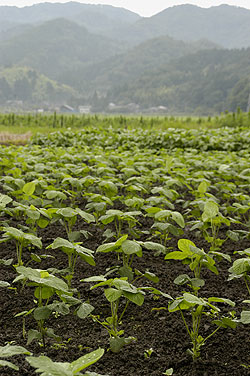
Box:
0;66;78;105
0;122;250;372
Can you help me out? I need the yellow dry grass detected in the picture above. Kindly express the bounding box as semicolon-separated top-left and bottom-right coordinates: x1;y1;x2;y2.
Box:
0;132;32;145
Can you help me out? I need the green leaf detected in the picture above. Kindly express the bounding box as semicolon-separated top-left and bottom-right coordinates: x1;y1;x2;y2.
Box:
76;303;94;319
208;297;235;307
26;355;71;376
232;258;250;275
33;306;51;321
121;240;142;255
105;288;122;302
76;209;95;223
15;266;69;293
0;360;19;370
141;241;166;254
0;281;10;287
165;251;188;260
178;239;195;253
240;310;250;324
27;329;42;345
122;291;144;306
183;293;206;306
70;348;104;373
50;237;74;250
202;201;219;222
0;344;31;357
82;275;107;283
0;194;12;209
23;181;36;196
198;181;208;195
171;211;185;228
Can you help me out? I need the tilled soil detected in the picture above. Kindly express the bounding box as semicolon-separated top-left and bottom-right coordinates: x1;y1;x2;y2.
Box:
0;219;250;376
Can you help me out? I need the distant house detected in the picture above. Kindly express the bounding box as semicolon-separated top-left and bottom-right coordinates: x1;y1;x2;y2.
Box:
79;105;91;114
60;104;76;113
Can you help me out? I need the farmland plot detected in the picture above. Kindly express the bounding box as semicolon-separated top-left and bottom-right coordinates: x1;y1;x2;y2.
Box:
0;126;250;375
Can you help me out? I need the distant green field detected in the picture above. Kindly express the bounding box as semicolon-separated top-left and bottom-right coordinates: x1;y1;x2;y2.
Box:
0;111;249;135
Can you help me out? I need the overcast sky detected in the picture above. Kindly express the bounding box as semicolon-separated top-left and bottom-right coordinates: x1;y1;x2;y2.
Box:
1;0;250;16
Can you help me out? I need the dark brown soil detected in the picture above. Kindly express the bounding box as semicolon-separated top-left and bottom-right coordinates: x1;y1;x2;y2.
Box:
0;218;250;376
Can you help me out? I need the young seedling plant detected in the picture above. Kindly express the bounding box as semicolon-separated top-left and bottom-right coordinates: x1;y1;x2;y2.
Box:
82;276;145;353
96;235;159;283
0;226;42;266
53;207;95;241
165;239;236;360
228;248;250;324
13;266;76;347
47;237;95;287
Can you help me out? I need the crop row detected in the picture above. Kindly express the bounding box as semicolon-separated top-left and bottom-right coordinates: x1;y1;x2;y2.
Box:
0;127;250;375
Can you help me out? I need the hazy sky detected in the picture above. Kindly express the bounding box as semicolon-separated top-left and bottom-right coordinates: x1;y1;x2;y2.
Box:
1;0;250;16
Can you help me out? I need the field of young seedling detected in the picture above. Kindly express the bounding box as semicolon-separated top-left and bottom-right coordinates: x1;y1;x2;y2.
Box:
1;121;250;376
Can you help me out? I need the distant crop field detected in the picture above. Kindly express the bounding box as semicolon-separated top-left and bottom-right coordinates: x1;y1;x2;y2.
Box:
0;121;250;375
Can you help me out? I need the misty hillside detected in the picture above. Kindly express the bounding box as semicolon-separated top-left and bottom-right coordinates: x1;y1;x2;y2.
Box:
0;18;124;79
0;2;250;114
105;48;250;114
61;36;219;92
102;4;250;48
0;2;140;36
0;66;79;105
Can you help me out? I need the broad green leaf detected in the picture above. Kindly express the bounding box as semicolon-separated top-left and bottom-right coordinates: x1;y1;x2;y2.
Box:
34;306;51;321
141;241;166;253
50;237;74;250
198;181;208;195
122;291;144;306
0;194;12;208
183;293;206;306
0;360;19;370
15;266;69;293
232;258;250;275
202;201;219;222
165;251;189;260
105;288;122;302
27;329;42;345
171;211;185;228
121;240;142;255
208;297;235;307
178;239;195;253
23;181;36;196
0;281;10;287
82;275;106;283
56;208;76;218
241;310;250;324
0;344;31;357
96;242;116;253
70;348;104;373
26;355;71;376
76;209;95;223
76;303;94;319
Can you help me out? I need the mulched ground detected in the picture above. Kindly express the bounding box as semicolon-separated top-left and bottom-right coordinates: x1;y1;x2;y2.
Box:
0;215;250;376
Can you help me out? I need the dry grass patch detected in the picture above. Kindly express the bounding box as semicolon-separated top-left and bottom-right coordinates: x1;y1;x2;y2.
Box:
0;132;32;145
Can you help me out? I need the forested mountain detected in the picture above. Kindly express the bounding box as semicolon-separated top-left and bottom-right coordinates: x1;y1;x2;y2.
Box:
0;18;124;79
0;2;250;114
62;36;219;92
0;67;79;105
104;49;250;114
0;2;140;35
106;5;250;48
